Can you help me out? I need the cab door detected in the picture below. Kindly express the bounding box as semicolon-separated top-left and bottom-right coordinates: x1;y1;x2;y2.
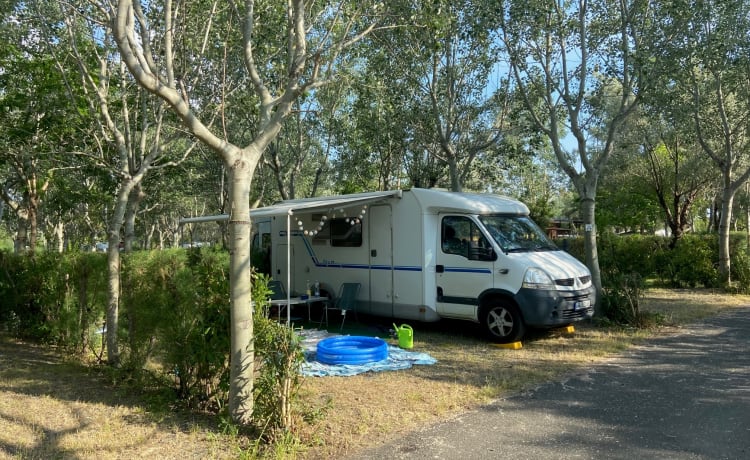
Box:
435;215;496;320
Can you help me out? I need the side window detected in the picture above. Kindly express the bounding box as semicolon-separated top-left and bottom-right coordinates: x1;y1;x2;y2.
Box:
442;216;470;256
442;216;495;261
330;218;363;247
310;216;363;247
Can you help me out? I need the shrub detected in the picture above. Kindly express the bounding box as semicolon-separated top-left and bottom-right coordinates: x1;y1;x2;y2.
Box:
252;273;305;437
730;250;750;294
599;271;644;325
120;248;232;409
656;235;718;288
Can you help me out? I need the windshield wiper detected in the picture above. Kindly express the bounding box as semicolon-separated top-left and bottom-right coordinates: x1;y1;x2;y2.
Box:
534;244;558;252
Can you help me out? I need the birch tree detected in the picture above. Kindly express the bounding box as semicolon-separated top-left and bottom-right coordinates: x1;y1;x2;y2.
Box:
648;0;750;282
498;0;652;295
58;1;197;367
366;0;508;192
111;0;383;424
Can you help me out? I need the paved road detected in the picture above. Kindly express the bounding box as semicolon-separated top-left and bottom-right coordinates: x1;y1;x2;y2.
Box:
350;307;750;460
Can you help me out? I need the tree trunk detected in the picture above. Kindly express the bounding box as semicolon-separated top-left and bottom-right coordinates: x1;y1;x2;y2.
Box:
718;188;734;283
14;208;29;254
27;197;39;252
105;180;135;367
123;184;143;252
448;158;462;192
227;154;255;425
580;195;602;301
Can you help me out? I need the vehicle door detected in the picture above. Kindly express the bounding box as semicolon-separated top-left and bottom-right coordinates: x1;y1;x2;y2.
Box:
368;205;393;317
435;215;497;320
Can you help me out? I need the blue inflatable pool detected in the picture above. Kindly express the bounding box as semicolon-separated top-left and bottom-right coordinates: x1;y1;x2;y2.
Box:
316;336;389;365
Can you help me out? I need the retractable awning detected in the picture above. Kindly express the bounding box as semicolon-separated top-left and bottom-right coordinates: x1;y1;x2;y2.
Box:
249;190;403;218
178;190;403;225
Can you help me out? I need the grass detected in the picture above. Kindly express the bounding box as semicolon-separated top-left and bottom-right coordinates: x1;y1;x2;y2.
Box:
1;288;749;459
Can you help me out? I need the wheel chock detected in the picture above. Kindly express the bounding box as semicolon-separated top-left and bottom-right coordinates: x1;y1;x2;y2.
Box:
564;325;575;334
492;341;523;350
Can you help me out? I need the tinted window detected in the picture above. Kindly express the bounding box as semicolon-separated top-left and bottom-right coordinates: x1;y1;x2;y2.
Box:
330;218;362;247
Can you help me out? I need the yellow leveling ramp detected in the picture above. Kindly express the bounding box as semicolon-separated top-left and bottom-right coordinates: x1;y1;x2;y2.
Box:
564;325;575;334
492;341;523;350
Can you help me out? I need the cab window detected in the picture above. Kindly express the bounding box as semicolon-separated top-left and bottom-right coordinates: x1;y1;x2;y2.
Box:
441;216;496;261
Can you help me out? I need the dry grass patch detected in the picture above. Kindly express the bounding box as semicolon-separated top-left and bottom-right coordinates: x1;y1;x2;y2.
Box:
1;288;749;459
0;338;242;460
641;287;750;324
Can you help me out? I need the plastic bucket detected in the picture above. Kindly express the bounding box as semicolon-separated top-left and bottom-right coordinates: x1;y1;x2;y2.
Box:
393;323;414;349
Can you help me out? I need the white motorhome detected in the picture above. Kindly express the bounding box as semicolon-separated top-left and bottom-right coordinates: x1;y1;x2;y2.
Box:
250;188;595;343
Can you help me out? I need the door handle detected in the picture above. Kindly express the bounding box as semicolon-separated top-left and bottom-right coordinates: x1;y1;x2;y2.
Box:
498;268;509;274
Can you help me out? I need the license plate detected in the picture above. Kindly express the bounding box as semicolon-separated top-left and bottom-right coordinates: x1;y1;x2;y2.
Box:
574;300;591;310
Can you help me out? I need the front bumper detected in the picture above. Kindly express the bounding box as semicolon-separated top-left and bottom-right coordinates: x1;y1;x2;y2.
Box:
515;285;596;327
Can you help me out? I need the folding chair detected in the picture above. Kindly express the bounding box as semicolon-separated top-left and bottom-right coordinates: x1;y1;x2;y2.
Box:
268;280;286;300
323;282;361;331
267;280;287;320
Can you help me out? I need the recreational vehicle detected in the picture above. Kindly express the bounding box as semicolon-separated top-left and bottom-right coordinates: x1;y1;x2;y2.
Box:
250;188;595;343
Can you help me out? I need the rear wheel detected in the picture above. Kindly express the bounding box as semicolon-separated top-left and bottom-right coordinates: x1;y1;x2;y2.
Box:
481;301;525;343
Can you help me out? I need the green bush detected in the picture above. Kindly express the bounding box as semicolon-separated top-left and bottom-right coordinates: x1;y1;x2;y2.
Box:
597;233;666;279
120;248;231;409
0;251;28;335
599;271;645;325
559;233;728;290
252;274;305;436
68;252;108;355
119;247;305;429
655;235;718;288
0;250;108;350
730;250;750;294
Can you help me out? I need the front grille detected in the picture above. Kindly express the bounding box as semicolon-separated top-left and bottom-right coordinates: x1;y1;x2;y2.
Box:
563;293;589;302
562;308;591;319
556;275;592;287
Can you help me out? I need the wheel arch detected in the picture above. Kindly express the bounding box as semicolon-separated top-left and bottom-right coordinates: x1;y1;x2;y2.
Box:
477;289;522;321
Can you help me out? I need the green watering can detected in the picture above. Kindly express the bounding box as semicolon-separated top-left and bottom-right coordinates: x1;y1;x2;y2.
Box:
393;323;414;349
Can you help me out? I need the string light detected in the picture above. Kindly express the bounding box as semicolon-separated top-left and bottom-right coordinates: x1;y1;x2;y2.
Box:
294;205;368;234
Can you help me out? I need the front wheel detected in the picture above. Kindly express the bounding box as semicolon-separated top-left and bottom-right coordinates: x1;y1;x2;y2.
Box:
481;302;525;343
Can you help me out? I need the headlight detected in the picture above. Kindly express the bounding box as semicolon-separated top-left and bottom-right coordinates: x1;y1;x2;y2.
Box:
522;267;555;290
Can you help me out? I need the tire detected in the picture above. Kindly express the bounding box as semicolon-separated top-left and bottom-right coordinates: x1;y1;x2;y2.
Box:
481;301;525;343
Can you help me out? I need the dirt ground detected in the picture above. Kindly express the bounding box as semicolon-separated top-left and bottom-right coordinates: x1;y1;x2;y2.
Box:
0;337;241;460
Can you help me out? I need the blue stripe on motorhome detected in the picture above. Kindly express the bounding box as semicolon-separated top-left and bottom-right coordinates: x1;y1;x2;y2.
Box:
444;267;492;274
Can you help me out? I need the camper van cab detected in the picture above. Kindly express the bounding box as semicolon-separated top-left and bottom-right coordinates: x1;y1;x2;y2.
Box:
251;188;595;343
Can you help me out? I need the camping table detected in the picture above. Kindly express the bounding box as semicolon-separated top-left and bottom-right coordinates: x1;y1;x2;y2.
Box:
270;295;329;324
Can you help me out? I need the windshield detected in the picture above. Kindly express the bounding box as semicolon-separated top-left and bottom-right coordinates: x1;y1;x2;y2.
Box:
479;215;558;253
